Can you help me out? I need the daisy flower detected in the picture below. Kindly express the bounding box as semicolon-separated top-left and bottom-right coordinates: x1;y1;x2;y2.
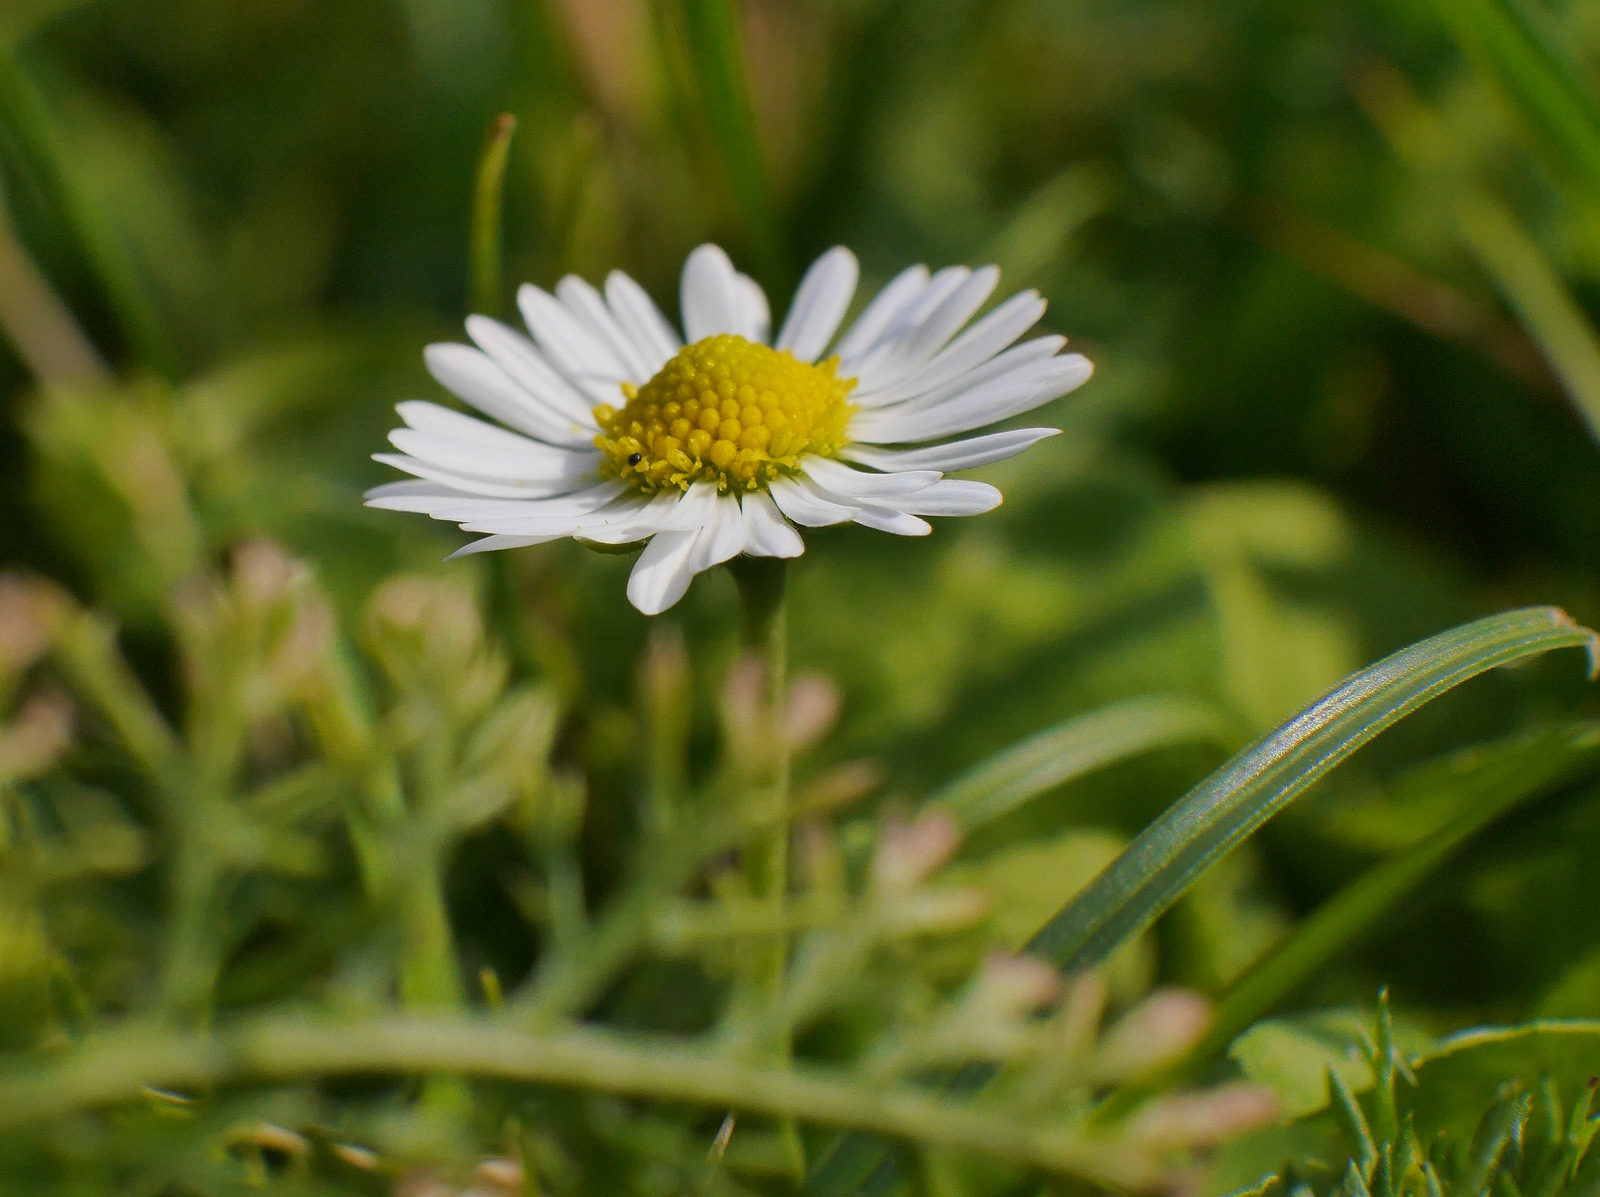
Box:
366;245;1093;614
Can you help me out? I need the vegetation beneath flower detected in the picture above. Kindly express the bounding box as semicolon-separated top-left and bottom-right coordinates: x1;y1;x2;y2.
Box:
593;335;854;492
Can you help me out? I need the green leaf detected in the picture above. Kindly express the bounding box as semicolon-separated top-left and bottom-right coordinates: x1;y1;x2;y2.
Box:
926;695;1235;832
1423;0;1600;194
1228;1014;1380;1122
1409;1024;1600;1146
804;608;1597;1197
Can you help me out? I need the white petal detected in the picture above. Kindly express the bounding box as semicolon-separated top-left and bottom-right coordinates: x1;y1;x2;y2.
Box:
375;480;627;521
738;273;771;344
557;275;653;382
850;354;1092;443
690;493;748;572
387;429;593;482
892;479;1002;516
800;456;941;498
606;271;682;372
853;334;1065;412
365;479;463;507
372;452;598;499
568;491;683;543
852;266;999;391
681;245;749;342
842;428;1060;472
768;475;855;527
854;290;1044;406
627;529;702;615
741;492;804;557
447;534;563;559
517;284;629;405
833;265;930;364
425;343;596;448
851;507;931;536
776;247;858;361
657;480;720;532
463;317;598;427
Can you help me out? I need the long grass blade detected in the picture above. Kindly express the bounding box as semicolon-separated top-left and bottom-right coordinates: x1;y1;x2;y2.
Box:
1097;722;1600;1120
1358;63;1600;444
1422;0;1600;193
672;0;784;280
805;607;1597;1197
0;44;177;378
926;695;1235;832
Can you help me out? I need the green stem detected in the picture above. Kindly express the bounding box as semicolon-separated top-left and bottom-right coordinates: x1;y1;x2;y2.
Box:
729;556;790;1029
0;1014;1156;1188
470;113;518;318
729;556;801;1174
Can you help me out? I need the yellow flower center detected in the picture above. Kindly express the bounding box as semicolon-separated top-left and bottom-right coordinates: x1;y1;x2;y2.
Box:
593;334;856;493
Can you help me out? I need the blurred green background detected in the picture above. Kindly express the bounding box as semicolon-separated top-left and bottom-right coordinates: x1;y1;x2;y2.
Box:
6;0;1600;1187
5;0;1600;1001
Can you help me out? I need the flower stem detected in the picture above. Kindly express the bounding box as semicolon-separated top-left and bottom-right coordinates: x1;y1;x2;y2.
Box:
728;556;802;1175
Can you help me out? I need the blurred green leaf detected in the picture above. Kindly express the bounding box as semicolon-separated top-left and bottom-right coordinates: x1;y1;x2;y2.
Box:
0;46;178;377
926;694;1235;832
1360;64;1600;445
1423;0;1600;193
667;0;784;279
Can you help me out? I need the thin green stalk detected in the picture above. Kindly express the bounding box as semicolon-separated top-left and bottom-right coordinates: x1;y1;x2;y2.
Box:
730;555;801;1176
669;0;786;282
0;1013;1159;1188
470;113;517;318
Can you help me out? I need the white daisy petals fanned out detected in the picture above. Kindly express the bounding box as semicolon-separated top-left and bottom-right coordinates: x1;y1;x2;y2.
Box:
368;242;1091;616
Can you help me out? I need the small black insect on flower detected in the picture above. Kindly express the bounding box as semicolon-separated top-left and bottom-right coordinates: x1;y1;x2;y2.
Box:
627;453;643;466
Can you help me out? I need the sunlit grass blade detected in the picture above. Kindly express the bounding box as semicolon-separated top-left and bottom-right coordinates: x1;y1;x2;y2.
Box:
667;0;784;280
1422;0;1600;193
1358;64;1600;444
805;607;1597;1197
0;44;177;378
470;113;517;319
926;695;1235;832
1025;607;1595;975
1097;722;1600;1121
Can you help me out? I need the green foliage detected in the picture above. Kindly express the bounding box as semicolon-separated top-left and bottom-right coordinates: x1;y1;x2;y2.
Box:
1221;998;1600;1197
1;0;1600;1194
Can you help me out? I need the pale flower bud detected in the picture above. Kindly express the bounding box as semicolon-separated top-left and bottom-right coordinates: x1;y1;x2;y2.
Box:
0;689;74;783
1122;1083;1280;1149
0;576;70;679
784;672;840;751
1093;988;1214;1082
872;809;961;895
969;951;1061;1018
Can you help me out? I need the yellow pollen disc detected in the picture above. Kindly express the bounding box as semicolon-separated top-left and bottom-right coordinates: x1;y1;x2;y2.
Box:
593;334;856;493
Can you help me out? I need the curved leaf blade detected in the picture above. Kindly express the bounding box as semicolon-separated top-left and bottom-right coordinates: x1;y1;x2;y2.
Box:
927;695;1235;832
1025;606;1596;975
